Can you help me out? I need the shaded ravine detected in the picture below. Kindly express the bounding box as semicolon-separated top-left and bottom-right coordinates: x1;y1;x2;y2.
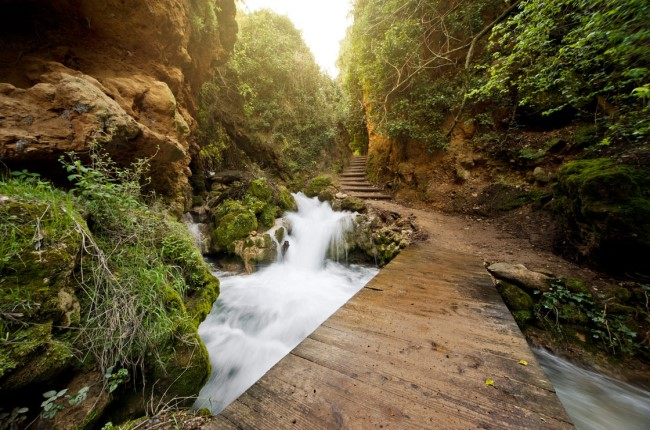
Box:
193;193;378;413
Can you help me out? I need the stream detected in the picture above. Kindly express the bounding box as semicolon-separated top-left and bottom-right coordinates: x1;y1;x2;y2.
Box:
535;348;650;429
192;193;378;413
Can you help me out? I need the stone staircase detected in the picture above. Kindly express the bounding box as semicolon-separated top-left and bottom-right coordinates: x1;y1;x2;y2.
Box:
339;156;391;200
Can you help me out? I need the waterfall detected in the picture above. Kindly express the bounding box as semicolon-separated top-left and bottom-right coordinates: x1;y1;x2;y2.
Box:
193;193;378;413
181;212;208;254
535;348;650;430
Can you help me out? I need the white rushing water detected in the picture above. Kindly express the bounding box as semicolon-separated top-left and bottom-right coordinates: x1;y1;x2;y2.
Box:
535;348;650;430
194;193;378;413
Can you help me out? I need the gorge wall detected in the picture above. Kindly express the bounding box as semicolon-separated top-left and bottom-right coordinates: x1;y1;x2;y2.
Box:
0;0;237;214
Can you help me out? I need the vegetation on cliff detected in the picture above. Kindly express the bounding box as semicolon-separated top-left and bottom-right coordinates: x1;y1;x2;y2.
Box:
196;9;344;179
0;153;219;426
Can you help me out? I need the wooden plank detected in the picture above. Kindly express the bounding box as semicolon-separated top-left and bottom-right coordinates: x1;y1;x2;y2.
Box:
218;242;573;428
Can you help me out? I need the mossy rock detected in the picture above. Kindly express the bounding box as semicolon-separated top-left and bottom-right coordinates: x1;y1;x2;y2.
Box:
606;303;637;316
554;158;650;274
259;204;280;228
212;204;258;253
556;303;589;324
278;186;297;212
0;192;83;391
274;227;286;243
335;196;367;213
562;277;590;296
248;178;273;202
496;281;534;311
304;175;332;198
512;310;534;327
318;189;335;202
191;196;205;207
149;331;211;405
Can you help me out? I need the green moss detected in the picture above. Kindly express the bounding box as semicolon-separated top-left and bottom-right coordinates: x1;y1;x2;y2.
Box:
304;175;332;197
213;200;258;253
150;332;211;404
512;310;534;327
557;303;589;324
496;281;534;311
184;274;219;324
607;303;636;315
573;124;599;148
248;178;273;202
278;186;297;211
259;204;280;228
554;158;650;273
563;277;590;296
337;197;366;213
274;227;286;243
192;196;205;207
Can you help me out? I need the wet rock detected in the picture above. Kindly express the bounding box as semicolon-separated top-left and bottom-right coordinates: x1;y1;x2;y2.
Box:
487;262;552;292
234;233;278;273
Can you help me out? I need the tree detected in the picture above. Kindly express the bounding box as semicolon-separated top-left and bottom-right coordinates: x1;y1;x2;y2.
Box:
199;9;340;173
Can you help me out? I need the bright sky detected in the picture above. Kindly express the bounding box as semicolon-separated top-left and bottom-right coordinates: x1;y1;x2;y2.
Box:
239;0;353;77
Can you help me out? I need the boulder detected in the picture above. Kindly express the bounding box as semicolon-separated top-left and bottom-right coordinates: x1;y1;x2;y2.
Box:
533;167;551;184
487;262;552;291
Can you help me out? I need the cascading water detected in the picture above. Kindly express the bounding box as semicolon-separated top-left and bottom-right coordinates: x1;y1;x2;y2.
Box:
535;348;650;430
194;193;378;413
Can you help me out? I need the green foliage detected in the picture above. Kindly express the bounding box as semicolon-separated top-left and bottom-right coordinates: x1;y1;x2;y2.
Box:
2;151;218;395
535;282;641;355
340;0;502;145
40;386;90;420
199;9;339;173
104;366;128;393
189;0;219;41
474;0;650;143
41;389;68;419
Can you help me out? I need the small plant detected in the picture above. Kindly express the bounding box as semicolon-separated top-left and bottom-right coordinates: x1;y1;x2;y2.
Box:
535;282;640;355
41;389;67;419
104;367;129;393
0;407;29;430
40;386;91;420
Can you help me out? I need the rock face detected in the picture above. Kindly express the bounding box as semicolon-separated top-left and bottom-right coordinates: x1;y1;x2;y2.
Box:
0;0;237;214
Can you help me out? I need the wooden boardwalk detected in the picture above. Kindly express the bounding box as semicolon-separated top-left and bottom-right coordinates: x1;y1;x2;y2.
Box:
211;243;572;429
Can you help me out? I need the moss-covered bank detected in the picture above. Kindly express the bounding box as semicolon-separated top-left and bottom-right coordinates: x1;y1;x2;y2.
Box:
0;158;219;427
553;158;650;274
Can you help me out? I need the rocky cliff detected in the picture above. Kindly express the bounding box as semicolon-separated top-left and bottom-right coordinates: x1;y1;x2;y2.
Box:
0;0;237;214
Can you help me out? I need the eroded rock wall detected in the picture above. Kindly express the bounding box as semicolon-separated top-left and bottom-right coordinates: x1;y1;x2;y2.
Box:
0;0;237;213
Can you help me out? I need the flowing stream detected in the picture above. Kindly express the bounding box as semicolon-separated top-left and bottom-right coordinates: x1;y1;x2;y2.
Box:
535;348;650;429
193;193;378;413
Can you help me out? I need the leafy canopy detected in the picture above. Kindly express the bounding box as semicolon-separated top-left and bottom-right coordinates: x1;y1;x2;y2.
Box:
472;0;650;142
199;9;339;173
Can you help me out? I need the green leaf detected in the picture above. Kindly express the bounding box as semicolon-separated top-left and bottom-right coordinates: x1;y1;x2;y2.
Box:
43;390;57;398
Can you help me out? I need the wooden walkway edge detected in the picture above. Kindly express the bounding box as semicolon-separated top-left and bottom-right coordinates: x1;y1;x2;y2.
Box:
212;243;573;429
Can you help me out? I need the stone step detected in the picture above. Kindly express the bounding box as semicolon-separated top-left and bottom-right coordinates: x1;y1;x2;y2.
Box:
341;186;386;192
346;192;392;200
340;173;367;178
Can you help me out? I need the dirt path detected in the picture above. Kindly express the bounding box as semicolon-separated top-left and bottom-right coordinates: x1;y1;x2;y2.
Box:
369;199;598;283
